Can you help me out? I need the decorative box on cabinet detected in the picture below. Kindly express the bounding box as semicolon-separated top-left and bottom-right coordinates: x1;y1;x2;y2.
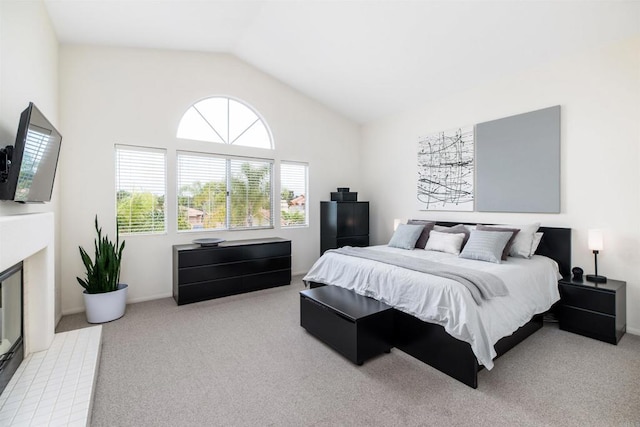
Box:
173;237;291;305
320;201;369;255
558;277;626;344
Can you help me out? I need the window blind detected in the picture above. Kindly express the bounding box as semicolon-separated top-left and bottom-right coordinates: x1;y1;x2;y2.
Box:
229;158;273;229
280;162;308;227
176;152;273;231
115;145;166;234
177;153;227;231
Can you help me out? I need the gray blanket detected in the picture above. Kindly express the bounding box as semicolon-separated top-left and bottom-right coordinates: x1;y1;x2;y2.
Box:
329;247;508;305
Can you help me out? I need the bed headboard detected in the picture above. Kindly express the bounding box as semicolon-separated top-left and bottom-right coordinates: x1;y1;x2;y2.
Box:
433;221;571;278
535;226;571;278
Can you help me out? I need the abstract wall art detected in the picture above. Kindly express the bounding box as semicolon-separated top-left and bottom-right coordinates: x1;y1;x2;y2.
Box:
417;126;474;211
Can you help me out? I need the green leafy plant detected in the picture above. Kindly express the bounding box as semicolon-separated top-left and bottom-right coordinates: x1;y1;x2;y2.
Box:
77;216;126;294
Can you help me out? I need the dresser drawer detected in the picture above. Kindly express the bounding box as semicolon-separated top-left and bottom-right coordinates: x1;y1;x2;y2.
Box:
179;256;291;284
559;284;615;315
242;269;291;291
177;277;243;305
559;306;617;344
178;241;291;267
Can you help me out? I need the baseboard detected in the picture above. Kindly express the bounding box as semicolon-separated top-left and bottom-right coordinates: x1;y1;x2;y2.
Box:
626;326;639;336
62;292;174;317
62;306;85;316
61;278;310;317
127;292;173;304
63;267;306;318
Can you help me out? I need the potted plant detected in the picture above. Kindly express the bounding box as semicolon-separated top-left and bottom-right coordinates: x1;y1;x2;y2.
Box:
77;216;127;323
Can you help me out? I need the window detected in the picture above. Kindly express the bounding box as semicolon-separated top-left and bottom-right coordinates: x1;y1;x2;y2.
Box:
177;151;273;231
177;97;273;149
115;145;166;235
280;162;308;227
176;154;226;231
229;159;273;228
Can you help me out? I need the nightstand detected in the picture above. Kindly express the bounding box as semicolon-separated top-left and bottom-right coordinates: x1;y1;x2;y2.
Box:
558;277;626;344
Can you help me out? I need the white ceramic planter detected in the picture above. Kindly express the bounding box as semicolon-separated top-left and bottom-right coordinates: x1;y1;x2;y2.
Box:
83;284;128;323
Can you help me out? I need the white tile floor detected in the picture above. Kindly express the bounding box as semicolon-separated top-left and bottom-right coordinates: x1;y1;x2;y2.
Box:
0;326;102;427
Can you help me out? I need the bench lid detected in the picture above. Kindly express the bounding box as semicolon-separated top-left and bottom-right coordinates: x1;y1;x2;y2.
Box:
300;285;392;321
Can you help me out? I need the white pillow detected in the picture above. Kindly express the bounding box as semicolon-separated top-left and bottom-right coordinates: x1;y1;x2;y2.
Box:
485;223;540;258
530;232;543;255
424;230;465;255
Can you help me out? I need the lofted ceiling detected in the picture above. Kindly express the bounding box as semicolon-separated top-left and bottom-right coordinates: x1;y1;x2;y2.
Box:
43;0;640;124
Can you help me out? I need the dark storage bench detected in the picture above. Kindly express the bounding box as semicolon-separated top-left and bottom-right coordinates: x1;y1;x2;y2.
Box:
300;285;393;365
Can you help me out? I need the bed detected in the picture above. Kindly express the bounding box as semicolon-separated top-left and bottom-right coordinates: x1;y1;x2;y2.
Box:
303;222;571;388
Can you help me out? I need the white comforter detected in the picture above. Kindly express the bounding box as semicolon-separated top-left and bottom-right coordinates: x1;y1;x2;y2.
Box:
303;245;561;369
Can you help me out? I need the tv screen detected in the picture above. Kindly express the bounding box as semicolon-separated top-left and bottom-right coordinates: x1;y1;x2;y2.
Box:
0;103;62;202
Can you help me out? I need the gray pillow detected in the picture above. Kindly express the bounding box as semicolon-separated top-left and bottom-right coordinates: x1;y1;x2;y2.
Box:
476;224;520;260
459;230;513;264
482;223;541;258
388;224;425;250
407;220;435;249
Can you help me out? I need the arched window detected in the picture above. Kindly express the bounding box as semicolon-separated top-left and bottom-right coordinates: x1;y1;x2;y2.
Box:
177;96;273;149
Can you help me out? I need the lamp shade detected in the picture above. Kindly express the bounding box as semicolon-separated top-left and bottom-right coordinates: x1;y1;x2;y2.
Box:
588;229;604;251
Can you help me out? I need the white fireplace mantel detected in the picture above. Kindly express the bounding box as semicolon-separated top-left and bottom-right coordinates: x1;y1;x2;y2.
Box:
0;212;55;355
0;213;102;426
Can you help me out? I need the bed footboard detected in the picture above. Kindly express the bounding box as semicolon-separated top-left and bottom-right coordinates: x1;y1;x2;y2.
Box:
394;311;543;388
394;310;480;388
494;314;543;358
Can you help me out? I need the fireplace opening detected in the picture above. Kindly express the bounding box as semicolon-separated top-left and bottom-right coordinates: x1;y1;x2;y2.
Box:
0;261;23;396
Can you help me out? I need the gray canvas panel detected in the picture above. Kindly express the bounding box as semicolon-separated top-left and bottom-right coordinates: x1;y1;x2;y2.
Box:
476;105;560;213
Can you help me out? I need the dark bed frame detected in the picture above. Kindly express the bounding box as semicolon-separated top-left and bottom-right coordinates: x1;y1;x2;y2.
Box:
312;222;571;389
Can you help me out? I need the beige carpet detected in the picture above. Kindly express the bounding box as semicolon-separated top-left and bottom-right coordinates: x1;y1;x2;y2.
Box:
56;275;640;426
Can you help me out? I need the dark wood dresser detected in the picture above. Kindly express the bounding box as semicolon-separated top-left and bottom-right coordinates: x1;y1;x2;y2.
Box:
173;237;291;305
320;201;369;255
558;277;626;344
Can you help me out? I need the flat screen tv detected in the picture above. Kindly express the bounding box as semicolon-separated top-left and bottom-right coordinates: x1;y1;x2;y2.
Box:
0;103;62;203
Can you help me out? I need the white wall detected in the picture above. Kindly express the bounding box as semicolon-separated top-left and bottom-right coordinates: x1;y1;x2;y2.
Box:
0;0;61;321
59;46;361;314
361;36;640;334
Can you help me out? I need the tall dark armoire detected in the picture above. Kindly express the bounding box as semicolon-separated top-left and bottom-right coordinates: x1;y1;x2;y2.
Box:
320;201;369;255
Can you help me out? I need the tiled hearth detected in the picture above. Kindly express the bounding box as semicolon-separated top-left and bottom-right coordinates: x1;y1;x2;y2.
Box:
0;327;101;426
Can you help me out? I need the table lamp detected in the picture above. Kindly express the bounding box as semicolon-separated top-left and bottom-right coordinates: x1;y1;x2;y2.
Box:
586;229;607;283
